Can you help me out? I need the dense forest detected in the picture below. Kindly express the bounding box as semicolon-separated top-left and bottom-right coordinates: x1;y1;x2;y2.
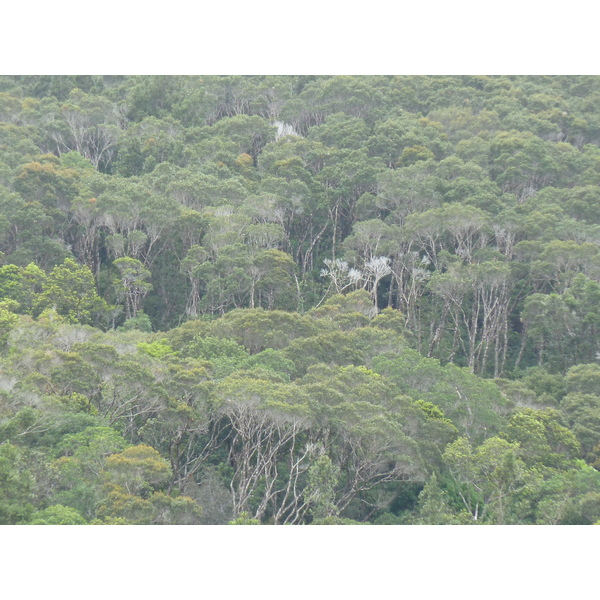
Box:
1;75;600;524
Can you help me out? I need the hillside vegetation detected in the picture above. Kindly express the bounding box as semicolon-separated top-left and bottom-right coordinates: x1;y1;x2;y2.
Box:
1;75;600;524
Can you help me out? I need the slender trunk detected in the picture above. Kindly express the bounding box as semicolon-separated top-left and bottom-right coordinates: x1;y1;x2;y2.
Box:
428;303;449;358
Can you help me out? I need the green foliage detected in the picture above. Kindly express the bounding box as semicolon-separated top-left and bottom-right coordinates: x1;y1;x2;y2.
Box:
239;348;297;380
534;461;600;524
408;473;466;525
442;435;538;524
185;334;249;378
137;340;175;359
113;257;152;320
58;427;129;473
33;258;109;325
0;300;19;346
228;512;260;525
372;350;508;441
500;408;580;469
311;516;368;525
0;443;35;524
118;311;153;332
29;504;87;525
149;492;203;525
305;455;340;520
0;75;599;524
283;331;365;375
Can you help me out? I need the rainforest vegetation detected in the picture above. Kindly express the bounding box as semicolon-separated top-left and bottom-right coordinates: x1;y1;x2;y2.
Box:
1;75;600;524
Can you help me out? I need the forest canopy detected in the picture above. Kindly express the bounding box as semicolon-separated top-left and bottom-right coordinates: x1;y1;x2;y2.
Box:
1;75;600;524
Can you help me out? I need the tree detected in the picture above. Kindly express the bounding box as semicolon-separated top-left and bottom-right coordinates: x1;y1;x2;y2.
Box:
29;504;87;525
520;293;576;372
252;249;297;310
33;258;109;325
304;455;340;520
102;444;172;497
57;426;129;478
408;473;465;524
320;258;363;298
180;244;208;317
210;114;276;162
443;436;532;523
47;88;121;171
0;301;19;347
113;257;153;320
0;443;35;524
212;375;313;522
341;219;397;265
534;461;600;524
500;408;580;470
362;256;392;307
367;116;448;168
561;391;600;461
307;113;370;150
489;131;559;202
